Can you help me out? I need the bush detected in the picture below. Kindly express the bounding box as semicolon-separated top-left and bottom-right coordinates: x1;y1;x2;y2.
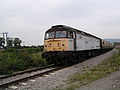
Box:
32;53;47;67
0;51;46;75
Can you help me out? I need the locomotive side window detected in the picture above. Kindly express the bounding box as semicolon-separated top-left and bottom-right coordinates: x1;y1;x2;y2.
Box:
45;31;54;39
68;31;73;38
56;31;67;38
73;32;76;39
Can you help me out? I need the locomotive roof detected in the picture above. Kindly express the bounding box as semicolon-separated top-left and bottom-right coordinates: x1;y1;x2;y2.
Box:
47;25;101;40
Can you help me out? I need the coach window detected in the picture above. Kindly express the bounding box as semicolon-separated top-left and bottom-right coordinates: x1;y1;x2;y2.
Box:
68;31;73;38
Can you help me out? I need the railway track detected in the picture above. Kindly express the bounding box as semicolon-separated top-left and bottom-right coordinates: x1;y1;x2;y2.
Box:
0;64;62;89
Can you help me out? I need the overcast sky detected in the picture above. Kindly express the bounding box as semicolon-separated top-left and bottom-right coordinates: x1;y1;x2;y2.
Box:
0;0;120;45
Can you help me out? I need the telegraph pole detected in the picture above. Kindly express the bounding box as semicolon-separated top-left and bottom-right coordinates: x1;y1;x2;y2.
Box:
5;32;8;47
0;33;4;47
3;33;5;47
5;32;8;39
0;32;8;47
2;33;5;40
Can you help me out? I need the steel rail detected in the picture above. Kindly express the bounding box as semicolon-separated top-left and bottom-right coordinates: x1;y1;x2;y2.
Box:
0;66;62;89
0;64;63;89
0;64;54;79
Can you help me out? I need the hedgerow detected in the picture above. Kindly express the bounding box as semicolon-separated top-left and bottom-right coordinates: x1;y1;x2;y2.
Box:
0;49;46;75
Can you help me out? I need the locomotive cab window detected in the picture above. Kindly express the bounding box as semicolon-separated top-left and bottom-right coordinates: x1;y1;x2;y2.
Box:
68;31;73;38
45;31;54;39
45;30;74;39
45;31;67;39
55;31;67;38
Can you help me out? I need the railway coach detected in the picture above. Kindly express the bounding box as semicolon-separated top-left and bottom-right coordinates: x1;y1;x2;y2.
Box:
42;25;113;64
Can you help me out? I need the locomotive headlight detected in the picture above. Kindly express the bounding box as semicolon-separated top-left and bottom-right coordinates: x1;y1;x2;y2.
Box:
49;43;51;46
62;44;65;46
57;43;60;46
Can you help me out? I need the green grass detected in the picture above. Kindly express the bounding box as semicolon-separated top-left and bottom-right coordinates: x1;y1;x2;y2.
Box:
0;50;46;75
56;49;120;90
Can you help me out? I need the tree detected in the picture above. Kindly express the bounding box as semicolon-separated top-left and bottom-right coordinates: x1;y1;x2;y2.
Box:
7;38;14;47
0;37;5;47
13;38;22;47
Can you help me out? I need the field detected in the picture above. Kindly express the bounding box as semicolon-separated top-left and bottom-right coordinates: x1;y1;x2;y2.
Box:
0;47;47;75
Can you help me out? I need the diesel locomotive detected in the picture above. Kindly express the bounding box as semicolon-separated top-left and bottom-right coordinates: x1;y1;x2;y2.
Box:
42;25;113;64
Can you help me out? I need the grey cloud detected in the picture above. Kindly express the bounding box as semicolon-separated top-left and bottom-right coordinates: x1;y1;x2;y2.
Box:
0;0;120;45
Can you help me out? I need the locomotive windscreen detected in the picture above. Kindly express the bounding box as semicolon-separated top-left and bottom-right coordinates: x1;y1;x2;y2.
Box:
45;31;67;39
45;31;54;39
56;31;66;38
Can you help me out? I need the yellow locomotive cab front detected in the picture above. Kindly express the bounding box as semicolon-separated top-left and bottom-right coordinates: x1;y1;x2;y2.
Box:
44;38;69;52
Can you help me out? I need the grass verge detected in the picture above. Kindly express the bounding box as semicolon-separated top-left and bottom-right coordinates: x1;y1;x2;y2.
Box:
57;49;120;90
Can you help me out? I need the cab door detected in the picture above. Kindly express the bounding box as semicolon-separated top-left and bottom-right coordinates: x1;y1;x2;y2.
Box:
68;31;76;51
